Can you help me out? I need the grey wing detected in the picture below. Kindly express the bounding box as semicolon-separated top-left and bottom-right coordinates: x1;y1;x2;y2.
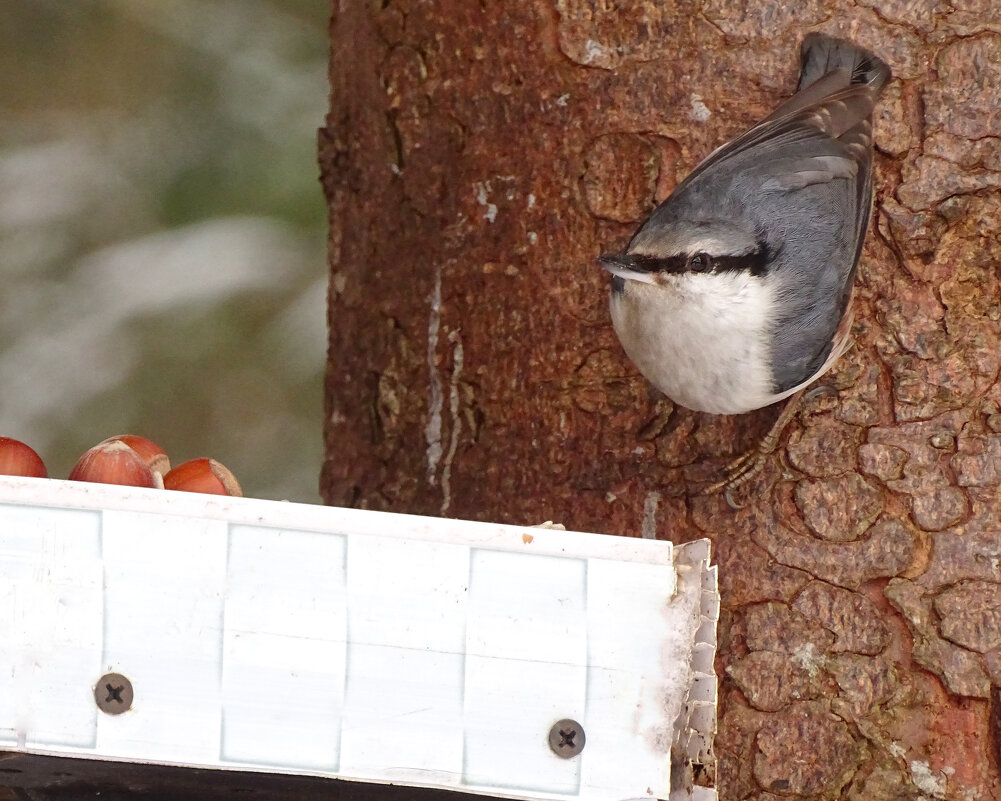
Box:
662;64;885;391
671;32;888;263
675;75;883;259
761;84;881;391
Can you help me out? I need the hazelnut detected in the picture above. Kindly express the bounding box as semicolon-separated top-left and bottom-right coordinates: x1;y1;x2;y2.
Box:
99;434;170;476
69;441;156;487
0;437;47;478
164;458;242;497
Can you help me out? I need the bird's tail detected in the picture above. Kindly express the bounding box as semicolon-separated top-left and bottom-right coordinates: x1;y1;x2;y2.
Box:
760;33;890;129
797;33;891;93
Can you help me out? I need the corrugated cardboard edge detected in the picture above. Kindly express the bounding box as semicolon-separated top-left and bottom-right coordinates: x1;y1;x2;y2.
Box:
668;539;719;801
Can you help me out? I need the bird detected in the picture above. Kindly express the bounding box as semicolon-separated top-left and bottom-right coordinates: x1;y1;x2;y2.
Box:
598;33;890;495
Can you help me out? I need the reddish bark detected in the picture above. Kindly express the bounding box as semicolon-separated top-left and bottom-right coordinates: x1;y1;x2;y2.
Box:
321;2;1001;798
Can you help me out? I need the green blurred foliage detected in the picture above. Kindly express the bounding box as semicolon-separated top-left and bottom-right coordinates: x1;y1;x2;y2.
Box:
0;0;330;501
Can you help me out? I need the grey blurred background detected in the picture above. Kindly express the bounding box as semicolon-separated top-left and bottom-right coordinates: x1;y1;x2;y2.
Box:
0;0;329;502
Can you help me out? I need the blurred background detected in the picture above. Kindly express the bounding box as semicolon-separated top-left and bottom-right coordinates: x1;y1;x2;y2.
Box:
0;0;329;501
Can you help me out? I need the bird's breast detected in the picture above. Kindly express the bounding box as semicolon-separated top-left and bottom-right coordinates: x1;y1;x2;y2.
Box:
609;272;778;414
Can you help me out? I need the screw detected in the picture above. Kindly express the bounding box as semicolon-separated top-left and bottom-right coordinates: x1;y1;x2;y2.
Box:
94;673;133;715
548;718;585;758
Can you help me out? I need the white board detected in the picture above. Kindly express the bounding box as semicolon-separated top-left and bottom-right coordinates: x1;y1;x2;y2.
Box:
0;476;718;801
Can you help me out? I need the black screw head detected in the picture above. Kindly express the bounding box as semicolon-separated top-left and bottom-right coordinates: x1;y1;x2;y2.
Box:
94;673;133;715
548;718;585;758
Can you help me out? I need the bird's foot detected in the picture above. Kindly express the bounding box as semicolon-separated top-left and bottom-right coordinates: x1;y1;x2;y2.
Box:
698;387;814;507
699;449;768;509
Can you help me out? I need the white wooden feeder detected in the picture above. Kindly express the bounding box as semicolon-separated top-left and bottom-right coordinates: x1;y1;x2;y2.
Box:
0;476;718;800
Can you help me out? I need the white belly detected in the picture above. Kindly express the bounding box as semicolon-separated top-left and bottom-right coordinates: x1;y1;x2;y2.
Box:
609;272;777;415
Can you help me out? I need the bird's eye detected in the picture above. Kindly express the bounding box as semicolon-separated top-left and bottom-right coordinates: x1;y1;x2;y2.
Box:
688;252;713;272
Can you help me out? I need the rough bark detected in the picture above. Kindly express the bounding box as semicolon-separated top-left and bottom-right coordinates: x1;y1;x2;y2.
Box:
320;2;1001;799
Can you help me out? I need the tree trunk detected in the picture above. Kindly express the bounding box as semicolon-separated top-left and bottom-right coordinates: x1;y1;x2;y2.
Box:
319;2;1001;799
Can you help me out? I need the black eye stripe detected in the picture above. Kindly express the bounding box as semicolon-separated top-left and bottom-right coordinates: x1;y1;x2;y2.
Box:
709;249;771;277
615;242;771;277
612;253;687;273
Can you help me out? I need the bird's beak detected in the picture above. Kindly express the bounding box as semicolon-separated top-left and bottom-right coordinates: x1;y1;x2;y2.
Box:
597;253;657;285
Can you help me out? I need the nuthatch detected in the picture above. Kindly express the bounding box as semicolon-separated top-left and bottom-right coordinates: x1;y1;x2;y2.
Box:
600;34;890;489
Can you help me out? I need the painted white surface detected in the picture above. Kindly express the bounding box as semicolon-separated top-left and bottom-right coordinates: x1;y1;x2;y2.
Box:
0;503;102;749
0;476;718;801
222;525;347;769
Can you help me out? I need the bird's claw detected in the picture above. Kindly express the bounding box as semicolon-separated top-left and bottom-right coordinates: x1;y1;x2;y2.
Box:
695;387;811;504
698;449;766;506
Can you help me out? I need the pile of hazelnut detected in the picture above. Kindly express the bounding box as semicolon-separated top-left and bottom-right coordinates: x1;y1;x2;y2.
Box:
0;435;241;496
